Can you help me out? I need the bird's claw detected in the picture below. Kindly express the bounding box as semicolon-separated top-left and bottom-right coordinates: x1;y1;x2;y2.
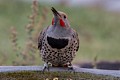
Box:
68;66;73;70
42;63;50;73
68;64;75;73
68;65;74;70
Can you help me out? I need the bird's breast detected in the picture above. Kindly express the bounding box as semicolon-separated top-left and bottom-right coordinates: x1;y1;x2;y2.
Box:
47;36;69;49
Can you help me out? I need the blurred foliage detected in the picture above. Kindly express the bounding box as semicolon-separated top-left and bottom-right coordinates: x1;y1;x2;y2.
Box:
0;0;120;65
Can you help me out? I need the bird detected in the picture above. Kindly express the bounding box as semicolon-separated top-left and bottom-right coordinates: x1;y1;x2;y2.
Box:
38;7;79;71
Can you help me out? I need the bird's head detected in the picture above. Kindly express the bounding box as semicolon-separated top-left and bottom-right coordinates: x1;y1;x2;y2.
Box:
51;7;70;28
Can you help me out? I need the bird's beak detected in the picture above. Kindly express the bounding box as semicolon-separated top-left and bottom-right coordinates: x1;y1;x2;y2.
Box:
51;7;61;18
51;7;61;26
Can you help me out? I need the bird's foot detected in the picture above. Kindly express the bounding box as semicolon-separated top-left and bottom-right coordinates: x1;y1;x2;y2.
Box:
68;65;74;70
68;63;75;73
42;63;51;72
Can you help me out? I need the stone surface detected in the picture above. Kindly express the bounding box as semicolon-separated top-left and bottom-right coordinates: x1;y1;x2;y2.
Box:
0;66;120;80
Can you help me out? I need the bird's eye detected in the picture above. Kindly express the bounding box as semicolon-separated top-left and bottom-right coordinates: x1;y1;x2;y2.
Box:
64;15;66;19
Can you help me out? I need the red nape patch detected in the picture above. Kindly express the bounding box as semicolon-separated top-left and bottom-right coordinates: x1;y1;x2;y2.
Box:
60;19;65;27
52;18;54;25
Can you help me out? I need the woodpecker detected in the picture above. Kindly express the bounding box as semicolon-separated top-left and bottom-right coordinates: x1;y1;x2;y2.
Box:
38;7;79;71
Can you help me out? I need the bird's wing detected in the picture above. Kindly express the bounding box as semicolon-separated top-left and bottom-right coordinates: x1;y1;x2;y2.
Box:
72;29;79;52
76;32;79;51
38;27;49;50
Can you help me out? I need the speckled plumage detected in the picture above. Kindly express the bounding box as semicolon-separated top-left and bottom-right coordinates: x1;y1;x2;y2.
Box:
38;27;79;66
38;7;79;67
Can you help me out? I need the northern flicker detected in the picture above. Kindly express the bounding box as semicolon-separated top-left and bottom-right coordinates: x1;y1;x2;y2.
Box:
38;7;79;71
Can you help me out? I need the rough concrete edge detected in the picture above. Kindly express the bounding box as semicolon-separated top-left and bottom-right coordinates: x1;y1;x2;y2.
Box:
0;66;119;79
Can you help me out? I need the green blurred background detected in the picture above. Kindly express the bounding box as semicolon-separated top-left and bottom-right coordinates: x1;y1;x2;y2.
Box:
0;0;120;66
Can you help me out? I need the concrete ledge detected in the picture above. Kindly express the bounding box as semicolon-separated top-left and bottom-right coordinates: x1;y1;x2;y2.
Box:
0;66;120;80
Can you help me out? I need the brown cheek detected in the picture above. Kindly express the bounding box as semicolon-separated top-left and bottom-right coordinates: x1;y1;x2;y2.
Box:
52;18;54;25
60;19;65;27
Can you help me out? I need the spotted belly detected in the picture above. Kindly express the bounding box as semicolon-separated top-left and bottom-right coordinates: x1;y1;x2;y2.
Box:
40;35;78;66
40;43;77;66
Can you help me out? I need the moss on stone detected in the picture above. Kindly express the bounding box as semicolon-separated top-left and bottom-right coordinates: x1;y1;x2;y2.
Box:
0;70;119;80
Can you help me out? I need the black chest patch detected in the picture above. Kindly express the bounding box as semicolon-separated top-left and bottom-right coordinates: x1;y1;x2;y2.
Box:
47;36;68;49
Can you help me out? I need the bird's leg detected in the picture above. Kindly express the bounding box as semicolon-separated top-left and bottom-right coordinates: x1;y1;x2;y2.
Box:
42;62;50;72
68;62;74;71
